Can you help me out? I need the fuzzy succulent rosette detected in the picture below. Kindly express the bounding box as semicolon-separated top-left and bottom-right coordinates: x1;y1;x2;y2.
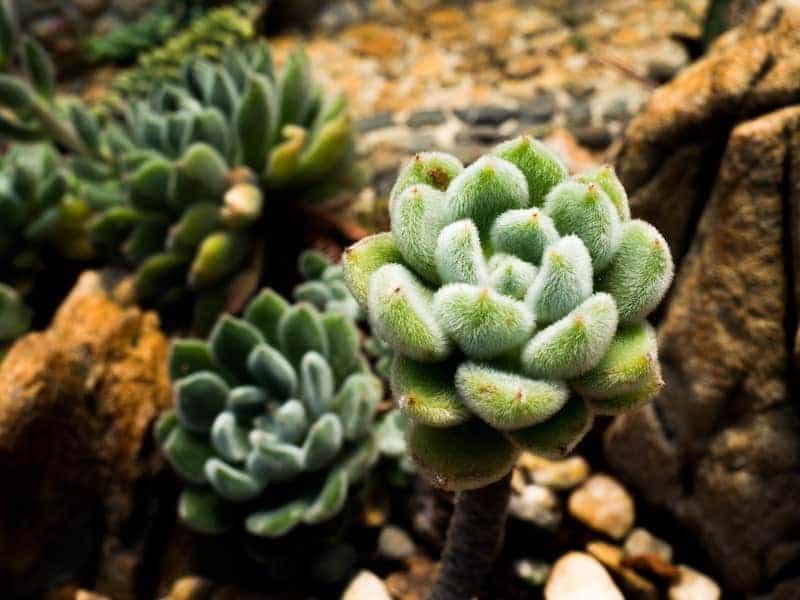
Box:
156;288;388;536
342;136;674;491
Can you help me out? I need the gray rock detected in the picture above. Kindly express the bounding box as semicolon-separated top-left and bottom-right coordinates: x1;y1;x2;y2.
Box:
571;125;612;149
603;99;630;122
455;105;519;126
564;101;591;127
455;126;508;146
357;112;395;133
407;109;447;128
520;92;556;123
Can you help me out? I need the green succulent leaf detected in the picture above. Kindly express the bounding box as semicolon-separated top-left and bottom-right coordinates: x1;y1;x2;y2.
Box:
493;135;567;207
244;288;289;346
455;362;568;431
522;292;618;379
390;184;448;284
391;355;469;427
210;315;264;381
179;488;234;534
408;419;518;492
435;219;488;285
341;232;403;310
505;396;593;459
433;283;534;359
595;220;674;323
175;371;229;433
490;207;559;266
390;151;463;203
575;165;630;221
367;264;451;362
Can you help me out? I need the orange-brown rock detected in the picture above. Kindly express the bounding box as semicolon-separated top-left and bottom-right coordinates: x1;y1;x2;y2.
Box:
0;271;171;598
606;2;800;593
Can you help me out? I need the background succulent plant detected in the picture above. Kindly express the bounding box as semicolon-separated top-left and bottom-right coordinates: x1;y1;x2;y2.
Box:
1;6;361;332
342;138;674;493
107;2;263;100
0;282;31;348
157;288;389;536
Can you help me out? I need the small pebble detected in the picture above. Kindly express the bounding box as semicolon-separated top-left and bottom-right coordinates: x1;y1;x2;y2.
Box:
378;525;417;560
455;105;519;127
342;570;391;600
545;552;624;600
624;527;673;562
519;453;589;490
668;565;721;600
515;558;551;587
509;484;562;530
407;109;447;128
568;474;635;539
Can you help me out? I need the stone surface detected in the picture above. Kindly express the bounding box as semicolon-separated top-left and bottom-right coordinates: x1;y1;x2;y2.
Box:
607;3;800;592
509;484;562;530
514;559;550;587
624;528;673;563
0;271;171;598
668;566;721;600
587;541;659;600
544;552;624;600
342;570;392;600
567;474;635;540
378;525;417;560
519;453;589;490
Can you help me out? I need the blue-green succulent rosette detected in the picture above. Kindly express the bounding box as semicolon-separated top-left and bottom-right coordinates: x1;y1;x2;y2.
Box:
156;288;388;536
342;136;674;491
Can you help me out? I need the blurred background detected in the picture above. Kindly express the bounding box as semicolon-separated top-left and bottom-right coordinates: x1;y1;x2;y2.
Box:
2;0;799;599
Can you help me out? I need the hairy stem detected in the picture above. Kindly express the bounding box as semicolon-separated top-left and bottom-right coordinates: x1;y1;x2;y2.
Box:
428;472;512;600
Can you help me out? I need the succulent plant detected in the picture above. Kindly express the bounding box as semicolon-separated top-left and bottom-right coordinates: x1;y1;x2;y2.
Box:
343;138;673;600
295;249;363;321
1;15;361;331
156;288;389;536
108;2;263;100
342;138;674;492
83;1;183;64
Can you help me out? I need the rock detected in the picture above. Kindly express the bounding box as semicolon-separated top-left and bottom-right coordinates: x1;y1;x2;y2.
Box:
603;98;630;122
568;475;635;540
544;552;624;600
608;3;800;592
385;555;438;600
624;528;673;563
586;541;659;600
0;271;171;598
509;484;562;530
520;91;557;123
505;55;543;79
343;570;391;600
455;126;508;146
406;110;447;128
519;454;589;490
622;554;681;583
358;112;396;133
514;559;550;587
644;40;689;83
454;105;519;127
668;566;721;600
571;125;613;149
378;525;417;560
160;576;214;600
564;100;591;126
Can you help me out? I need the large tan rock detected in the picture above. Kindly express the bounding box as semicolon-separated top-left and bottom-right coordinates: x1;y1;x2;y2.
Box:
544;552;624;600
0;271;171;598
606;1;800;593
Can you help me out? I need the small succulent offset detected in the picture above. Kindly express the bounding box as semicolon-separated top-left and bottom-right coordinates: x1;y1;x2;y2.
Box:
342;137;674;492
294;249;363;322
157;288;386;536
0;282;31;347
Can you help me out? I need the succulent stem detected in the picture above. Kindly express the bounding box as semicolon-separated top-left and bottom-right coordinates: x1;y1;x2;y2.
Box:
428;471;512;600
